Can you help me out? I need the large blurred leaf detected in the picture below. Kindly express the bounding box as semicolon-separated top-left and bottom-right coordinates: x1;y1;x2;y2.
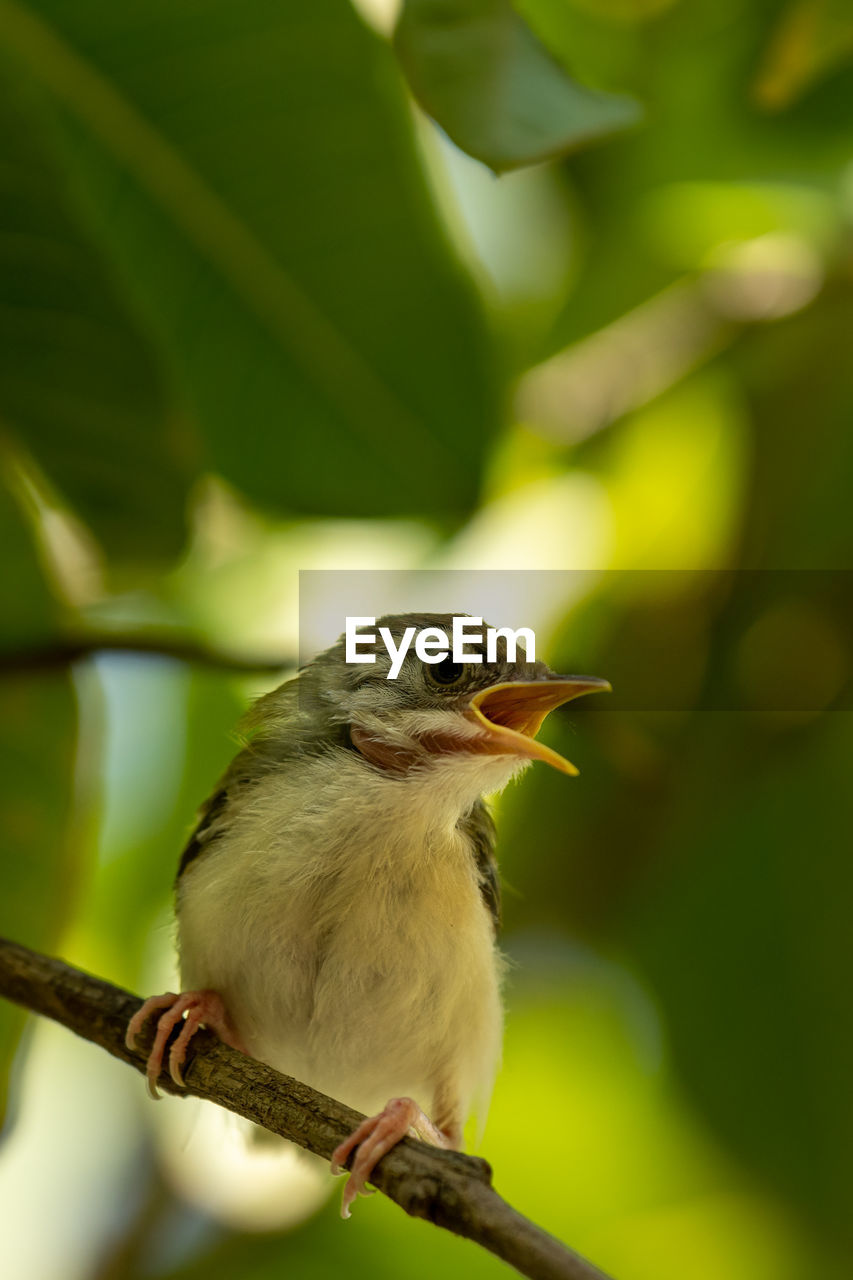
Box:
753;0;853;110
535;0;853;363
0;473;80;1124
0;675;79;1125
628;710;853;1261
0;456;58;644
0;70;191;565
395;0;641;173
0;0;498;521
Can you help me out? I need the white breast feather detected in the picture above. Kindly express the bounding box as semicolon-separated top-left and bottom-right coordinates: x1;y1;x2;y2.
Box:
176;749;524;1128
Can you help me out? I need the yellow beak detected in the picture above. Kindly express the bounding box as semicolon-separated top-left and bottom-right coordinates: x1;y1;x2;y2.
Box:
465;676;611;775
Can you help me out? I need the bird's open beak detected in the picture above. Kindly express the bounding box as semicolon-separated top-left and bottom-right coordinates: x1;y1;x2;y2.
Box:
464;676;611;775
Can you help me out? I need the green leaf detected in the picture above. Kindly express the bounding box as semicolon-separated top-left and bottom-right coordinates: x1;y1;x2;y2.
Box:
0;457;58;644
394;0;642;173
0;473;81;1121
0;0;499;522
753;0;853;110
628;712;853;1246
0;69;191;566
0;674;79;1123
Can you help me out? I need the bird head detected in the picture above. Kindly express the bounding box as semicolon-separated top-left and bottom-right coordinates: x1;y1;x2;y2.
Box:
283;613;610;792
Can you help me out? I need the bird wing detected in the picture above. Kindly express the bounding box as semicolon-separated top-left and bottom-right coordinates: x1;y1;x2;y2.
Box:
459;799;501;933
175;740;265;883
175;682;302;885
175;784;233;882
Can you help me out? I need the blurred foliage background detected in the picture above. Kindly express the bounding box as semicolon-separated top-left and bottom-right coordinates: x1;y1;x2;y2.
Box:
1;0;852;1277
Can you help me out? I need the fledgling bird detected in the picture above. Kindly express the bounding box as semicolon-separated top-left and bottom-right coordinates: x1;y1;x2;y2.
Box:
127;613;609;1216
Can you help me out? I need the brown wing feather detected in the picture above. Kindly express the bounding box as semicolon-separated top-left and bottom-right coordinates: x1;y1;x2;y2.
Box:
459;799;501;933
175;785;232;882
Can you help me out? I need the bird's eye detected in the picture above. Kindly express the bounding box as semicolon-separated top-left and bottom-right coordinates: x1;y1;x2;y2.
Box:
427;657;467;687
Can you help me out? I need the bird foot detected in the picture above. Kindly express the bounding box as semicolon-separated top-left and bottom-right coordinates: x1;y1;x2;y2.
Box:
125;989;246;1098
330;1096;451;1219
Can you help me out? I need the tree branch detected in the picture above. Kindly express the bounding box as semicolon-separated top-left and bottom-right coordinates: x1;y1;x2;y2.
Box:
0;936;615;1280
0;632;293;676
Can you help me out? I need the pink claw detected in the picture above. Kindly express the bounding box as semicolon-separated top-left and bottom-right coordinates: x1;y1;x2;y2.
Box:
125;989;246;1098
330;1097;451;1218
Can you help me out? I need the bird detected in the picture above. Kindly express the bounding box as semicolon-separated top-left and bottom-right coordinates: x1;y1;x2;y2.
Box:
126;612;609;1217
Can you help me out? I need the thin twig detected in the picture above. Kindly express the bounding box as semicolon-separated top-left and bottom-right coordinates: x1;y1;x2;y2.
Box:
0;633;293;676
0;936;615;1280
